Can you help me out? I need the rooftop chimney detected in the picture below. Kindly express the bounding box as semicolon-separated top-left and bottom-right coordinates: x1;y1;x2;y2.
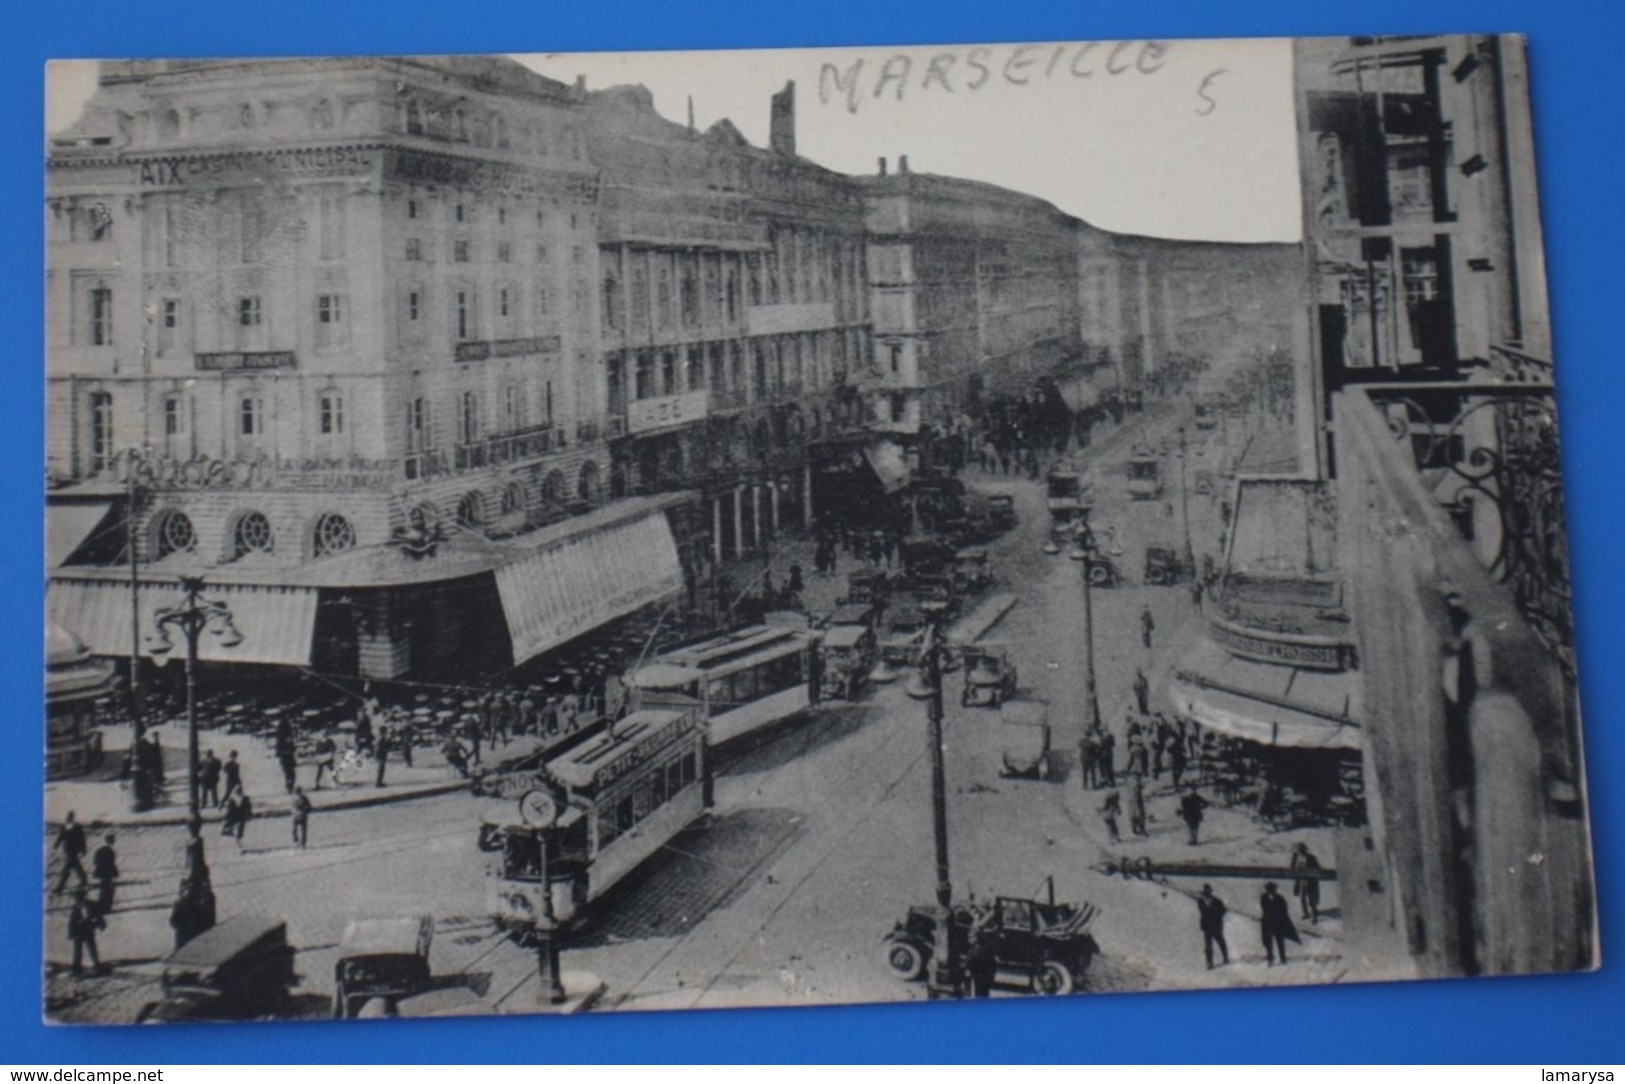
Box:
769;80;796;156
878;157;888;176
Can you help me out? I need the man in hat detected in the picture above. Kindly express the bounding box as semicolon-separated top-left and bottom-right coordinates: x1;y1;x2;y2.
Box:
91;832;119;916
291;787;312;850
66;888;106;978
1290;842;1323;923
53;811;88;894
1260;881;1300;965
199;749;223;808
1132;668;1150;716
1196;884;1229;969
1128;774;1149;838
221;749;243;801
1179;788;1209;846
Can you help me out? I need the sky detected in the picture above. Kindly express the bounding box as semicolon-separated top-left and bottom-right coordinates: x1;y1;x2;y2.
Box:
46;37;1302;243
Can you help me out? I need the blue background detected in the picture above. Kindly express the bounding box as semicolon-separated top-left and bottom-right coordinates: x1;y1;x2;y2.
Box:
4;0;1621;1064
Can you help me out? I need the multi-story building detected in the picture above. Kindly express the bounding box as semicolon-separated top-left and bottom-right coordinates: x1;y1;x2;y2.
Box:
585;81;871;565
860;159;1082;434
45;56;688;681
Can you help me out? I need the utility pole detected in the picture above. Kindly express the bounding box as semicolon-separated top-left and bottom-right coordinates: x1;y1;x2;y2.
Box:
1178;427;1195;575
905;628;958;998
125;466;150;812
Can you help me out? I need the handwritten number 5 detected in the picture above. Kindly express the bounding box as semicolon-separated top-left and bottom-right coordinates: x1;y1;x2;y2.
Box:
1196;69;1229;116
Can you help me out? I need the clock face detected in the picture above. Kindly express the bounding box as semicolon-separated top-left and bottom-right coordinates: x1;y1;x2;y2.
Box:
519;788;558;828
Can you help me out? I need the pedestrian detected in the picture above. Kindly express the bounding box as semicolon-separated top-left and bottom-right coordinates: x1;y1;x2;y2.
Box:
222;749;242;799
277;741;298;795
1290;842;1323;923
1169;736;1188;790
313;734;337;789
199;749;222;808
1129;774;1148;837
1197;884;1229;969
374;726;392;788
966;908;998;998
443;737;470;779
787;562;804;599
1179;788;1208;845
222;786;251;848
1098;730;1117;787
1078;729;1099;790
519;691;538;736
66;888;106;978
53;811;88;894
1259;881;1300;965
1132;669;1150;716
398;719;415;768
91;832;118;915
1191;576;1204;610
291;787;311;849
1098;789;1123;844
1141;605;1156;649
465;712;483;764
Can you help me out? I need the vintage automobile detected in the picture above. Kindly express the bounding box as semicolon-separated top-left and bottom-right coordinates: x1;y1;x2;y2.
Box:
820;624;877;701
843;568;891;607
822;600;884;632
986;494;1017;533
960;647;1018;709
332;916;434;1019
952;549;994;597
998;699;1051;778
137;915;298;1022
1045;470;1086;522
1126;452;1164;500
912;574;959;621
880;603;931;665
882;884;1101;996
898;537;957;583
1143;544;1187;586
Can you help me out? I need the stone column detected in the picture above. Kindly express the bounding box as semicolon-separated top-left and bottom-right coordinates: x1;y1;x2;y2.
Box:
733;484;746;556
751;484;763;550
769;479;781;534
803;463;815;524
711;495;724;564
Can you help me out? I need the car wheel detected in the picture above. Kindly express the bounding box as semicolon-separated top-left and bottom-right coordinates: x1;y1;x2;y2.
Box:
884;940;928;981
1034;961;1075;996
1089;565;1112;587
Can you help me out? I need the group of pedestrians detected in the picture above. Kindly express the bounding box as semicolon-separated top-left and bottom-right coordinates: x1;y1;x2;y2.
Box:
1193;851;1322;971
52;811;118;979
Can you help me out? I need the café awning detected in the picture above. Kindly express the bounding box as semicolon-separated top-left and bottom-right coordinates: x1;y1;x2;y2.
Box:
47;502;114;568
1166;637;1362;751
46;576;320;667
494;510;685;666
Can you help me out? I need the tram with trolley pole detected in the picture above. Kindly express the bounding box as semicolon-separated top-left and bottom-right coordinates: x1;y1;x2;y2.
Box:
624;624;819;746
483;708;710;945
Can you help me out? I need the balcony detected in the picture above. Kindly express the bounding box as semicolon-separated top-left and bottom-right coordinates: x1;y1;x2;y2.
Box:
1334;381;1590;977
454;424;560;471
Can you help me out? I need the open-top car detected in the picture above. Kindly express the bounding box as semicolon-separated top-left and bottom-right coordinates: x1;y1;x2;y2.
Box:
882;883;1101;996
952;549;993;597
332;915;434;1019
960;646;1017;708
137;915;297;1023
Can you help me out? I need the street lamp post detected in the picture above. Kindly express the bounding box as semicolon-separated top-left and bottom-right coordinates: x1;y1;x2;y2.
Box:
904;627;959;998
1177;427;1195;575
149;575;243;948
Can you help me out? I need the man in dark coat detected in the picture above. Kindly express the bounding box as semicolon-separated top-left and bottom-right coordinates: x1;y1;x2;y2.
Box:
1078;729;1099;790
1132;669;1150;715
374;727;392;788
221;750;243;800
53;811;88;894
1259;882;1300;965
1098;730;1117;787
1140;605;1156;649
1291;842;1323;923
1179;789;1208;845
199;749;223;808
1197;884;1229;969
67;888;106;977
1097;789;1122;844
291;787;312;850
91;832;119;916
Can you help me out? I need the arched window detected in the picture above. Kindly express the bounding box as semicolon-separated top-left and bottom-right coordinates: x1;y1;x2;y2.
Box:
154;511;196;557
312;513;355;557
500;481;525;515
88;391;113;473
455;491;484;528
577;460;600;502
233;511;274;558
543;470;566;504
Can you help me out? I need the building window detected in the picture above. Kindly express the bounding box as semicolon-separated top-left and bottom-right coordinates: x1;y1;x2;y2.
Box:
602;274;621;332
232;511;274;558
497;241;511;263
163;395;184;437
453;240;470;263
460;391;479;444
635;352;654;400
456;490;483;527
497;207;507;226
656;269;673;328
408;291;420;321
502;384;522;431
88;392;113;472
406;100;423;135
240;397;263;436
319;391;344;435
455;204;465;223
313;512;355;556
661;350;677;396
158;297;180;353
88;286;113;346
501;481;524;515
456;291;471;339
156;511;196;557
679;269;699;328
407;199;419;219
316;294;344;348
889;343;903;374
407;397;428;451
405;238;422;261
499;288;510;318
238;296;262;327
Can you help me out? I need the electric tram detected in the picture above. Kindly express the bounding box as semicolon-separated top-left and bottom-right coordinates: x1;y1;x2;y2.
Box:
624;624;818;746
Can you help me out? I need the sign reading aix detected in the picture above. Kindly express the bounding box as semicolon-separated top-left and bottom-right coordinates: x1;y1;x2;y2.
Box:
627;391;708;434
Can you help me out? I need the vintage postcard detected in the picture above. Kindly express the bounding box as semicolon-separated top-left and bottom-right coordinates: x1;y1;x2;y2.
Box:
42;34;1596;1023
